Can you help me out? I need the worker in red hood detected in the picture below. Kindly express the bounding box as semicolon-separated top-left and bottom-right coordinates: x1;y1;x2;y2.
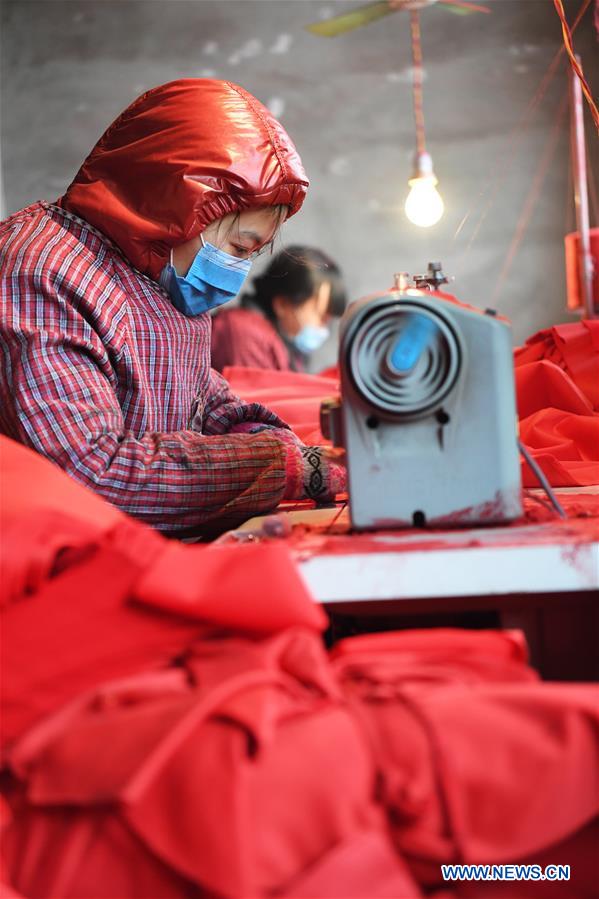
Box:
0;79;345;535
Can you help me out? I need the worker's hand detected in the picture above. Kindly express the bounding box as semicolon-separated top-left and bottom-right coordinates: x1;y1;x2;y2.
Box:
300;446;346;503
320;446;346;466
252;428;346;503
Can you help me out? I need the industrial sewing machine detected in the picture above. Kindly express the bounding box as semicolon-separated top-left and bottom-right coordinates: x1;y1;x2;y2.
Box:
321;263;522;530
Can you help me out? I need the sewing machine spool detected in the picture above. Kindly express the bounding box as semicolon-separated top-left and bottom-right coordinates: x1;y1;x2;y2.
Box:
347;302;462;419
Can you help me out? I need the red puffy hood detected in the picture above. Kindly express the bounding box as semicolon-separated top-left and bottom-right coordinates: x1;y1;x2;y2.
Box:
59;79;309;280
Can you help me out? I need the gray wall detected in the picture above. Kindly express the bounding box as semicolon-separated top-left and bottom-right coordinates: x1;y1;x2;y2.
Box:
1;0;597;348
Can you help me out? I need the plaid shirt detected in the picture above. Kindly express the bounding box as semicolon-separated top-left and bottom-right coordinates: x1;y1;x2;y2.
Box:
0;203;298;533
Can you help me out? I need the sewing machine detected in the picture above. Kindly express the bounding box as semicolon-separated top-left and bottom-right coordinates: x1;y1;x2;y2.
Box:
223;267;598;678
321;264;522;530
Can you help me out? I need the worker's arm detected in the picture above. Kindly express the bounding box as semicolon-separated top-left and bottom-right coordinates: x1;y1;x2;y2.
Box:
0;319;301;533
199;368;345;502
1;307;346;535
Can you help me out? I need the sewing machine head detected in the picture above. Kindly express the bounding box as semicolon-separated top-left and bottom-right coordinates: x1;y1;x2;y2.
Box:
321;263;522;530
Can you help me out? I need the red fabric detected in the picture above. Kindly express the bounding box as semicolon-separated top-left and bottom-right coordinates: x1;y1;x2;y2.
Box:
515;321;599;487
515;321;599;413
331;630;599;897
330;628;537;686
59;79;308;280
2;437;599;897
0;437;325;745
4;437;399;898
133;540;326;635
212;307;292;372
3;633;421;899
0;434;122;535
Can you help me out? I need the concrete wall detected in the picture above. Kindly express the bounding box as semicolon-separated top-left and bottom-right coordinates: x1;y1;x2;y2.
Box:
1;0;597;348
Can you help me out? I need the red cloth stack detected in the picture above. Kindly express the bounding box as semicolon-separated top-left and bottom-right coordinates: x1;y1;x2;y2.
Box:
331;630;599;898
515;320;599;486
0;436;419;898
1;419;598;897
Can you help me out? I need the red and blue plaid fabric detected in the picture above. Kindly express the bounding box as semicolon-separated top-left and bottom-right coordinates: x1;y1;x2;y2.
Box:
0;203;295;533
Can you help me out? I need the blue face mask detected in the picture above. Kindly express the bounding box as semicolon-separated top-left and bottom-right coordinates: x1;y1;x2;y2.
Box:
159;239;252;317
292;324;331;355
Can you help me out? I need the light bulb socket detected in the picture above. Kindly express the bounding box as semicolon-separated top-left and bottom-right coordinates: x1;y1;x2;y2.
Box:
410;150;438;182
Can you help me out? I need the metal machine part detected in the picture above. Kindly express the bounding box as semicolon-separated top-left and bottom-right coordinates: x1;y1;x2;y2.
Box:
412;261;449;291
321;267;522;530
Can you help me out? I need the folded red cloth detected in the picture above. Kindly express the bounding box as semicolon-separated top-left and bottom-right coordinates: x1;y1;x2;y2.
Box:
515;322;599;486
331;629;599;898
3;631;421;898
0;437;326;746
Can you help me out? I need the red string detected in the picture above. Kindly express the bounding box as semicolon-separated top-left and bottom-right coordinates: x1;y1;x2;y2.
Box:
410;10;427;156
553;0;599;131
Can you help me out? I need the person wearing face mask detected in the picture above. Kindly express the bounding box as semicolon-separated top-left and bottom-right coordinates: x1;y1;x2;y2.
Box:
0;79;345;535
211;246;347;373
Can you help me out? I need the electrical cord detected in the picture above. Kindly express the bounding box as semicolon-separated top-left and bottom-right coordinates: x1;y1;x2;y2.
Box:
518;440;567;519
553;0;599;131
409;10;427;156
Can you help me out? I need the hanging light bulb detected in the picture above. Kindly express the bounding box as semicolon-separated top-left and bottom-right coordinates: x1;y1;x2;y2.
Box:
404;151;444;228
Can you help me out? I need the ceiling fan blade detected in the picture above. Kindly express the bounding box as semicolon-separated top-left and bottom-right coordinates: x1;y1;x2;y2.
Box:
305;1;396;37
437;0;492;14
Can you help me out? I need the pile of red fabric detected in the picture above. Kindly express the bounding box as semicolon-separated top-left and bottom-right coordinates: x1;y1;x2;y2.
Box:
1;437;598;898
331;631;599;898
514;320;599;487
0;437;419;898
224;319;599;489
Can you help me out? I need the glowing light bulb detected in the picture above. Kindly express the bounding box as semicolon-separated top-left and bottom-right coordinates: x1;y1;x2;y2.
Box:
404;151;444;228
